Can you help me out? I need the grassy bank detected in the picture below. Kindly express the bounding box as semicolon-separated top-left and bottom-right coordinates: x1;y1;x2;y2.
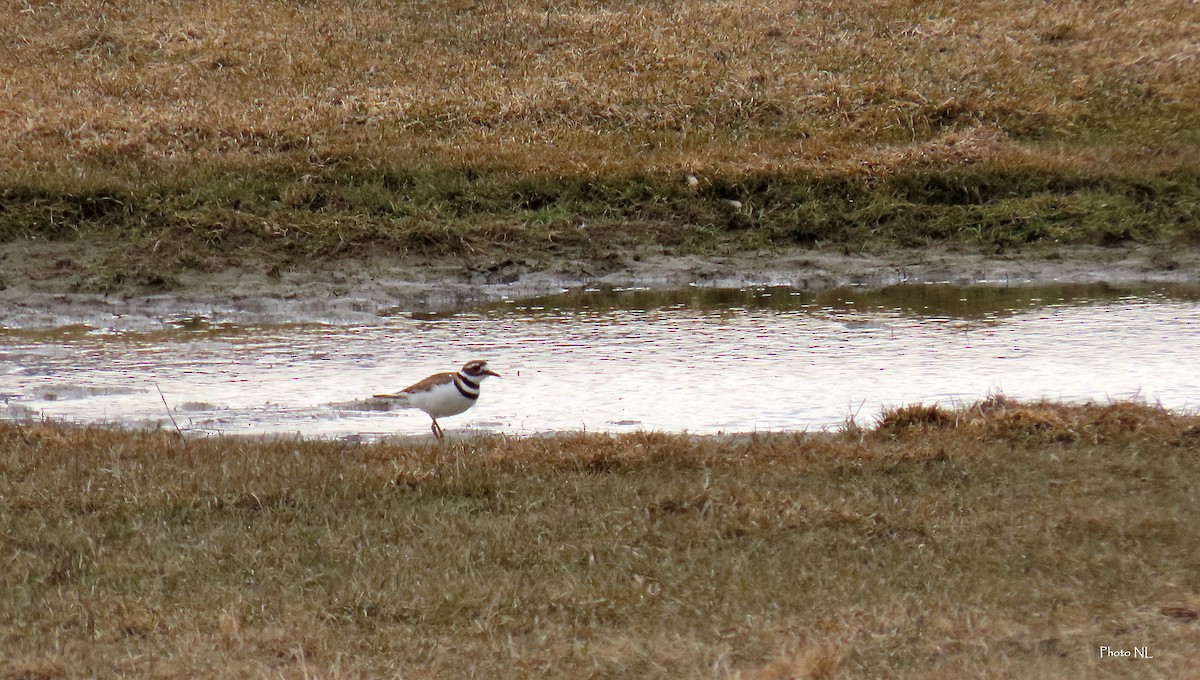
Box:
4;167;1200;290
2;1;1199;289
2;398;1199;677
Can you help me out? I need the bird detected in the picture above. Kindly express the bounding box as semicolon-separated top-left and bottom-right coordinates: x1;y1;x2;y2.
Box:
373;360;500;440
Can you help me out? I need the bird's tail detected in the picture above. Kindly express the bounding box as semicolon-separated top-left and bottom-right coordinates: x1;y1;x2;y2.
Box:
373;392;412;409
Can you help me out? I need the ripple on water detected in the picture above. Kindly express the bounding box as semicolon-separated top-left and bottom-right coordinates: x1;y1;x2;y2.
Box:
2;283;1198;437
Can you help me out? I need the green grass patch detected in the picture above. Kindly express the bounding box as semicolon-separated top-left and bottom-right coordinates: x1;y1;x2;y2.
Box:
3;164;1199;290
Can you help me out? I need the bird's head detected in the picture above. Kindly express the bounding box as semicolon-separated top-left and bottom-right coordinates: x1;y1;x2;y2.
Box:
461;359;500;380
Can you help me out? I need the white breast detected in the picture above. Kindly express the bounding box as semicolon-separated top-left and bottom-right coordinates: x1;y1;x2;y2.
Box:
404;380;477;419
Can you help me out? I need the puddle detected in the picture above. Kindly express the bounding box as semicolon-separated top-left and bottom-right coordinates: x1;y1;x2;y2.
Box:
2;283;1198;438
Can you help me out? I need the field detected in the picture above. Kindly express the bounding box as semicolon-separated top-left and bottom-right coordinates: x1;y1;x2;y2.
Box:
2;399;1199;678
2;0;1199;290
4;2;1200;677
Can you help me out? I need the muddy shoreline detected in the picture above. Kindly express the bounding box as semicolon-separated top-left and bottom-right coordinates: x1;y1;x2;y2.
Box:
3;243;1200;329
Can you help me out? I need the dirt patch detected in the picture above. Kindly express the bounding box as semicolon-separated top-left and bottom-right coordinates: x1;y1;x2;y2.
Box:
2;241;1199;329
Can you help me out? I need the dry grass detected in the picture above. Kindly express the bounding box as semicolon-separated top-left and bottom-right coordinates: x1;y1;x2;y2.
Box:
3;0;1197;175
3;398;1199;678
1;1;1199;287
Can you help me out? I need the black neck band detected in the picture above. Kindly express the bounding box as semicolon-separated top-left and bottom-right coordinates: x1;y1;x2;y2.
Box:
454;377;480;400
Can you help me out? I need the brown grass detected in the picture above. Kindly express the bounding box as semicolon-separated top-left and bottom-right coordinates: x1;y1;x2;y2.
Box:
2;0;1197;178
1;1;1199;289
3;399;1199;678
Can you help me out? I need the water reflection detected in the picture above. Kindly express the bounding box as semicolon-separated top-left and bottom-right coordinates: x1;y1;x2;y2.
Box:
488;281;1200;320
2;283;1198;437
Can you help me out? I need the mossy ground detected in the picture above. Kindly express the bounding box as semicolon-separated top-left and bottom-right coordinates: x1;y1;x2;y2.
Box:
4;166;1199;292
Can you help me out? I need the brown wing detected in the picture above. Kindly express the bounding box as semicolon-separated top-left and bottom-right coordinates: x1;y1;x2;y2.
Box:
374;371;454;399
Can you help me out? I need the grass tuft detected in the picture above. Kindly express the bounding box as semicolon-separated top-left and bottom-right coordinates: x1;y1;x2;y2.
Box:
875;403;958;435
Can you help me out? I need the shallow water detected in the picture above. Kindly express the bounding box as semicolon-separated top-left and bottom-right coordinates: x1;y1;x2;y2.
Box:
3;283;1198;438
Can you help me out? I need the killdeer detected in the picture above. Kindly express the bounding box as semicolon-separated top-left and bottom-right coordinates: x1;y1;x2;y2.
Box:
374;360;500;440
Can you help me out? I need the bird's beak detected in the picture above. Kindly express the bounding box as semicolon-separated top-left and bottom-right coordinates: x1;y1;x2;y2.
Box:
485;369;501;378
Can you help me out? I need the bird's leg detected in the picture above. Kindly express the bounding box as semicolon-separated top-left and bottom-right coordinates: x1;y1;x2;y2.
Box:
430;418;444;441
